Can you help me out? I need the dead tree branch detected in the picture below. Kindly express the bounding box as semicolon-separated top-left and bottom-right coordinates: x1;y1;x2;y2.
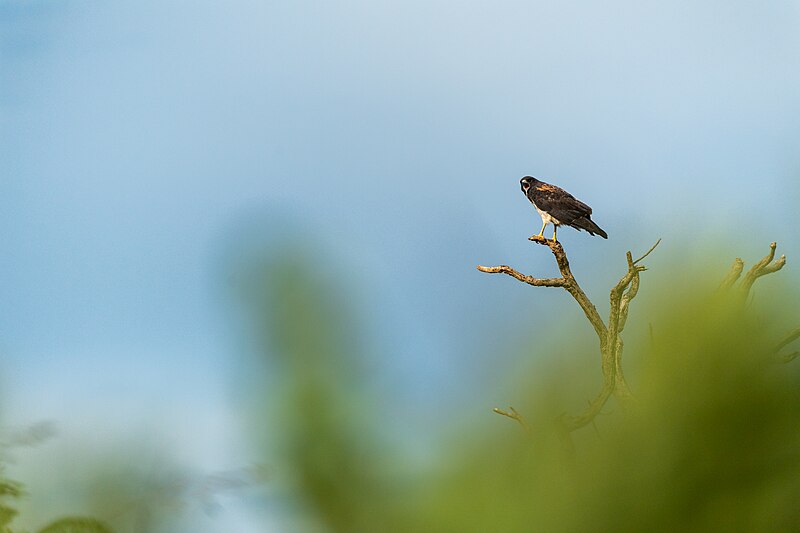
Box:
481;237;790;442
773;325;800;364
781;351;800;363
478;235;660;433
479;236;607;341
475;265;565;287
774;326;800;353
719;258;744;290
606;251;647;404
741;242;786;293
720;243;793;363
633;238;661;265
492;406;530;433
720;242;786;297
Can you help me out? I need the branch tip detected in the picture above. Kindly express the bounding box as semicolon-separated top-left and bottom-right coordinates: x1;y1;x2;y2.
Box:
494;406;529;431
737;242;787;296
633;238;661;265
774;326;800;354
783;351;800;363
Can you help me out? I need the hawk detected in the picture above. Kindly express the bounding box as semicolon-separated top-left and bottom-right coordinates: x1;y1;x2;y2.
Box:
520;176;607;242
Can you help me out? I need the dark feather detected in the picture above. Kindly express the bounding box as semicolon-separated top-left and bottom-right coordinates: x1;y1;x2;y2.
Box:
526;182;592;224
570;216;608;239
524;178;608;238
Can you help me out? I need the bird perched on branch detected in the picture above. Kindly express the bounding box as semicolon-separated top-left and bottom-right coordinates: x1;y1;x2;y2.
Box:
520;176;607;242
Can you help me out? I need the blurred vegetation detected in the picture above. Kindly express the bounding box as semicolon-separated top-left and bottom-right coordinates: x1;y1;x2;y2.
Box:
10;439;266;533
3;241;798;532
0;466;113;532
241;250;396;531
241;244;800;532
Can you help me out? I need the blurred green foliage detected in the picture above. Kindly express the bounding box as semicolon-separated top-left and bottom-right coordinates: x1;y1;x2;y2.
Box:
245;247;800;532
36;517;114;533
4;243;799;532
245;252;395;531
0;467;113;533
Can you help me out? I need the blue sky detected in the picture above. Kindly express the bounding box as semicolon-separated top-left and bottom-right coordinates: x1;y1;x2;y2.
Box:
3;1;800;529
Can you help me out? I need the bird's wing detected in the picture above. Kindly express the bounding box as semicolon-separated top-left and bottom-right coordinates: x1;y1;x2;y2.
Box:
533;183;592;223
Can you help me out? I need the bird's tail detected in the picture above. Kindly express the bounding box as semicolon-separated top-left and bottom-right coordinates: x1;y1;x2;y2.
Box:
573;216;608;239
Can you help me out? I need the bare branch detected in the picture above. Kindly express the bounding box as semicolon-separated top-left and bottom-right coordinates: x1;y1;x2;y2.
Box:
719;258;744;289
774;326;800;354
618;242;659;336
476;265;565;287
618;271;641;334
478;235;607;342
560;384;614;431
613;252;646;333
633;238;661;265
527;235;608;342
771;325;800;364
478;235;659;433
750;241;777;272
493;406;530;432
607;251;648;404
739;242;786;296
782;351;800;363
613;278;638;400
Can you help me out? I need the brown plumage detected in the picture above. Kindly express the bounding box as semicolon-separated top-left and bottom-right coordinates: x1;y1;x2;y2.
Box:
520;176;607;241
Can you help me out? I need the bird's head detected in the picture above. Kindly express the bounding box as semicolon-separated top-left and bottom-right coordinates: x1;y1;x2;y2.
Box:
520;176;537;193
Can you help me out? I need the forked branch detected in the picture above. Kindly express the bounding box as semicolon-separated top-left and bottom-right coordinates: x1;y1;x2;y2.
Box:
720;242;786;298
478;236;660;433
482;237;789;444
773;326;800;364
479;236;607;341
492;406;530;432
720;243;793;363
605;251;647;404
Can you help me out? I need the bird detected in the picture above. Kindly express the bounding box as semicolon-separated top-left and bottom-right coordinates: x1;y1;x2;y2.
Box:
520;176;607;242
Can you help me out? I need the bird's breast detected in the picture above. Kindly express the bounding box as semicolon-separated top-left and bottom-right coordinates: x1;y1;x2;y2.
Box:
534;204;561;225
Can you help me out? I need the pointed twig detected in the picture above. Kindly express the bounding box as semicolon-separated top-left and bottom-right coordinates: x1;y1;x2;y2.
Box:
633;238;661;265
493;406;530;432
